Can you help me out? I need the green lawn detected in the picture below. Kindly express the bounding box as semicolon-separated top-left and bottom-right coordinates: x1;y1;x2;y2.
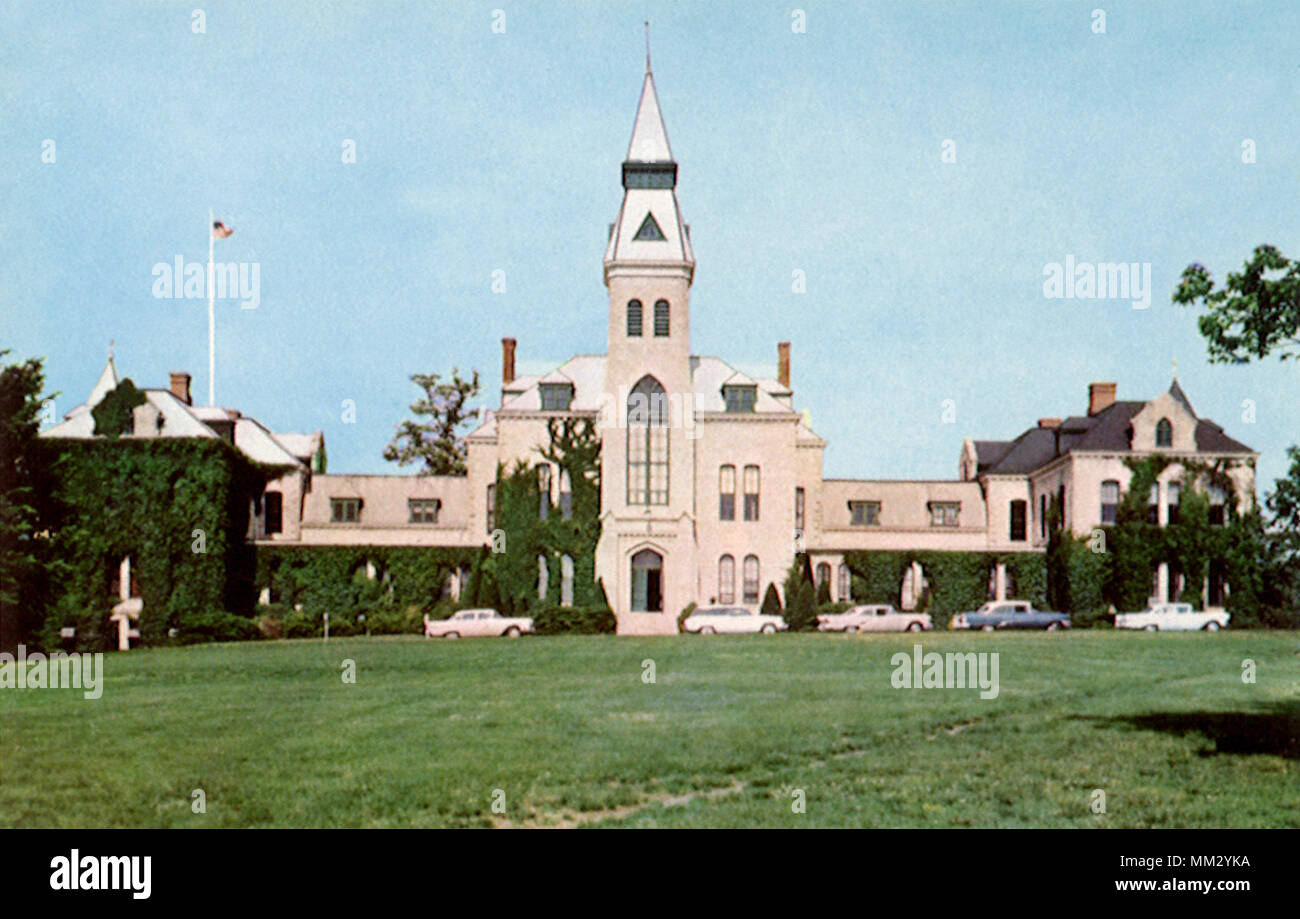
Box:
1;631;1297;828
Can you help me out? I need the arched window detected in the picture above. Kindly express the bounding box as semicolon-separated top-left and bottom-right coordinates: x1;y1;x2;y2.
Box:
1166;481;1181;524
1155;417;1173;448
538;463;551;521
559;469;573;520
743;465;760;521
743;555;760;605
815;562;831;587
537;555;549;600
627;376;669;505
560;555;574;607
654;300;670;337
626;299;643;337
718;555;735;604
1100;480;1119;524
837;564;851;602
718;465;735;520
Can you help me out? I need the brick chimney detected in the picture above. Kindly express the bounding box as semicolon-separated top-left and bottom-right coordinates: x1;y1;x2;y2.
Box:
501;338;516;386
1037;417;1061;429
1088;382;1117;416
777;342;791;388
169;372;192;406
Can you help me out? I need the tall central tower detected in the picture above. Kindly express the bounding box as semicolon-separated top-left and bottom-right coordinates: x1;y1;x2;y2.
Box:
603;61;695;400
596;57;699;634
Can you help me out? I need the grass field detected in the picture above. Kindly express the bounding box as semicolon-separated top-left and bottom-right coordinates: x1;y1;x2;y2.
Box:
1;631;1297;828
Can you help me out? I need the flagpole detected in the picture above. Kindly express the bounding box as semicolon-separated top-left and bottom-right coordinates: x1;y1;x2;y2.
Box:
208;207;215;406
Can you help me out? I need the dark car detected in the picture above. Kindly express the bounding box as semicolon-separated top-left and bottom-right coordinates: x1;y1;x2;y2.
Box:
950;600;1071;631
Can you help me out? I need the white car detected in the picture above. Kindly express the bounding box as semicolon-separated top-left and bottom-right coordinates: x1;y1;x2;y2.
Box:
423;608;534;639
683;606;788;635
818;604;931;633
1115;602;1229;632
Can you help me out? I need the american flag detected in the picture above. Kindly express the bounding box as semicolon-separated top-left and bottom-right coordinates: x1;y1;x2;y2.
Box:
212;221;233;239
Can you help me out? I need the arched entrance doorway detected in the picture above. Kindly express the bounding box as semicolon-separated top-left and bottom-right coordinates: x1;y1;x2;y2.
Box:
631;548;663;612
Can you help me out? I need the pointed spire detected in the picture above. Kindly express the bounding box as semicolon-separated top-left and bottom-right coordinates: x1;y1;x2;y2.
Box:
645;21;651;74
626;71;673;164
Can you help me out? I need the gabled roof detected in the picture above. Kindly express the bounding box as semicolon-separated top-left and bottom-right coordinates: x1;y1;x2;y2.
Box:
1168;378;1196;417
41;359;306;470
975;386;1252;477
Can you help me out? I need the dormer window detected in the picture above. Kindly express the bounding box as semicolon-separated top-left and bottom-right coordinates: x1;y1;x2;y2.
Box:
723;384;757;413
929;502;960;527
1155;417;1173;448
539;383;574;412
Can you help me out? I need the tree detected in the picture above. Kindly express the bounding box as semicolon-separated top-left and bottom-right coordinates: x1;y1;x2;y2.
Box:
0;352;54;651
383;369;481;475
91;378;146;438
1173;245;1300;363
760;583;782;618
787;581;817;631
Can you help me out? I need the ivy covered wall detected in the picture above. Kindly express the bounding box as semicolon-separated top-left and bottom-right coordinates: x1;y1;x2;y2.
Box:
40;438;271;649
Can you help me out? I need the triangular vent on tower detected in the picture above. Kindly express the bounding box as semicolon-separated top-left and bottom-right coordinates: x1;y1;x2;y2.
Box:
634;212;666;241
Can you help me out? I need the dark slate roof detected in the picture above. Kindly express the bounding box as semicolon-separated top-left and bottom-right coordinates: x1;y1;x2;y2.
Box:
978;393;1252;476
1194;419;1253;453
1168;379;1196;417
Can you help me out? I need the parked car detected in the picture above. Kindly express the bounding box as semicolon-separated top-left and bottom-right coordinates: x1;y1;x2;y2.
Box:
683;606;788;634
423;608;534;639
949;600;1071;631
818;604;931;633
1115;602;1229;632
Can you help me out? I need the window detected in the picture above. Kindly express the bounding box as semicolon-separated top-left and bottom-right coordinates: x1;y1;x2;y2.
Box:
837;564;851;602
1009;499;1027;540
1208;484;1227;526
722;385;757;413
1100;481;1119;525
537;555;549;600
539;383;573;411
1166;481;1181;525
795;487;805;533
743;555;760;605
1147;484;1159;524
560;555;574;607
559;469;572;520
718;555;735;604
849;501;880;526
538;463;551;520
653;299;670;336
635;212;666;241
627;376;669;505
743;465;760;521
264;491;283;534
1155;417;1173;448
930;502;959;527
331;498;361;523
408;498;441;524
486;484;495;533
816;563;831;587
1040;494;1047;538
626;300;643;337
718;465;735;520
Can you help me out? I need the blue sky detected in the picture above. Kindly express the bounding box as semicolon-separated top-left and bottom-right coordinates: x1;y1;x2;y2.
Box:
3;1;1298;492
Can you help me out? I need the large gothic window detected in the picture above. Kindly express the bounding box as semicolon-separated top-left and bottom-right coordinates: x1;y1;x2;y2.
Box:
627;376;669;505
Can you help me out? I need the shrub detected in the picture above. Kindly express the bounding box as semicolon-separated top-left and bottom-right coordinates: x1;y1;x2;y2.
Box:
532;605;617;635
176;609;259;644
677;602;696;634
787;582;817;631
760;583;782;618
